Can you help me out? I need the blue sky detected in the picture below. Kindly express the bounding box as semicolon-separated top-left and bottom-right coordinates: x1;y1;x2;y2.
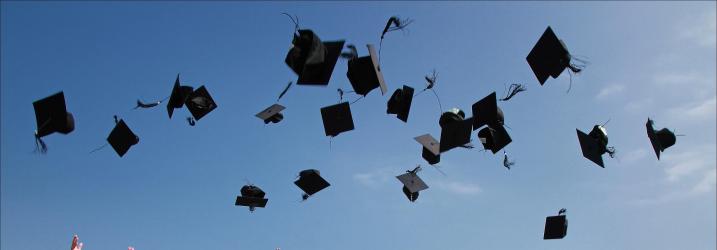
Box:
1;2;715;250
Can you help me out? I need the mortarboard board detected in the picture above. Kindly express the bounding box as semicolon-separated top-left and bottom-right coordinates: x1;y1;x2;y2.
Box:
256;104;286;124
107;119;139;157
346;44;388;96
471;92;504;130
166;74;194;119
33;91;75;137
235;185;268;212
320;102;354;137
544;210;568;240
294;169;330;199
185;86;217;121
415;134;441;165
526;26;572;85
285;30;345;86
477;125;512;154
439;118;473;153
646;118;676;160
576;128;605;168
387;85;414;122
397;168;428;202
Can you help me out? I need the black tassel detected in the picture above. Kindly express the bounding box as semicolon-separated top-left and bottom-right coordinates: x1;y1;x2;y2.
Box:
34;132;47;154
277;81;292;102
187;117;196;126
133;99;161;109
606;146;617;158
565;56;589;93
500;84;527;101
503;152;515;169
281;12;299;36
379;16;413;65
559;208;567;215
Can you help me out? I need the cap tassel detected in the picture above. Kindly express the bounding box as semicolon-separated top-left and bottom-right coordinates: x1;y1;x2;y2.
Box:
606;146;617;158
414;70;443;114
378;16;413;66
187;117;196;126
34;131;47;154
503;151;515;169
500;84;527;101
133;97;166;110
276;81;293;103
281;12;299;36
565;56;589;93
559;208;567;215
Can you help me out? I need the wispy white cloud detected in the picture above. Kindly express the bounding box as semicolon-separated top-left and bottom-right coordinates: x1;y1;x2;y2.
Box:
352;168;394;189
434;180;482;196
663;144;716;183
679;10;717;47
691;168;716;194
595;84;625;100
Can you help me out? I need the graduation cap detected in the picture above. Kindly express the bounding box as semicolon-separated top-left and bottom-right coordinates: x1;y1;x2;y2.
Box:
185;85;217;122
166;74;194;119
107;119;139;157
256;104;285;124
439;110;473;153
646;118;677;160
285;29;345;86
477;125;512;154
386;85;414;122
544;209;568;240
346;44;388;96
438;108;466;128
396;166;428;202
320;102;354;137
32;91;75;153
471;92;505;130
526;26;582;85
576;125;614;168
415;134;440;165
235;185;268;212
294;169;331;200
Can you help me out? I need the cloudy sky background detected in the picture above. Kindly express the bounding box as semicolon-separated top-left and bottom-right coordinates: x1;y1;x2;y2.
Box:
2;2;715;250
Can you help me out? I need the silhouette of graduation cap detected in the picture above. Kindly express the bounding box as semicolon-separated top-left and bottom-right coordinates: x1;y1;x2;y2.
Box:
256;104;285;124
32;91;75;153
346;44;388;96
471;92;504;130
646;118;677;160
527;26;581;85
107;119;139;157
184;86;217;121
387;85;414;123
235;185;268;212
285;29;345;86
576;125;614;168
415;134;440;165
438;108;473;153
544;209;568;240
477;125;512;154
320;102;354;137
166;74;194;119
396;166;428;202
294;169;330;200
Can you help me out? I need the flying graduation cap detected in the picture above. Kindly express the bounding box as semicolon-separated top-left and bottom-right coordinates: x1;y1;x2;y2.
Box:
285;28;345;86
107;119;139;157
256;82;293;124
32;91;75;153
576;125;616;168
415;134;441;165
477;125;512;154
386;85;414;122
235;185;268;212
646;118;677;160
526;26;585;86
346;44;388;96
544;208;568;240
184;85;217;122
294;169;331;201
166;74;194;119
320;102;354;137
396;166;428;202
438;108;473;153
471;92;505;130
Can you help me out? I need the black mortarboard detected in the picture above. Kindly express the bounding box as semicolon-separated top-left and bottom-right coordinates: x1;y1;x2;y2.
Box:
387;85;414;123
346;44;388;96
294;169;330;200
576;128;606;168
477;125;512;154
185;86;217;121
544;210;568;240
320;102;354;137
526;26;572;85
235;185;268;212
285;29;345;86
439;117;473;153
471;92;504;130
256;104;286;124
646;118;677;160
166;74;194;119
33;91;75;137
107;119;139;157
396;168;428;202
415;134;440;165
